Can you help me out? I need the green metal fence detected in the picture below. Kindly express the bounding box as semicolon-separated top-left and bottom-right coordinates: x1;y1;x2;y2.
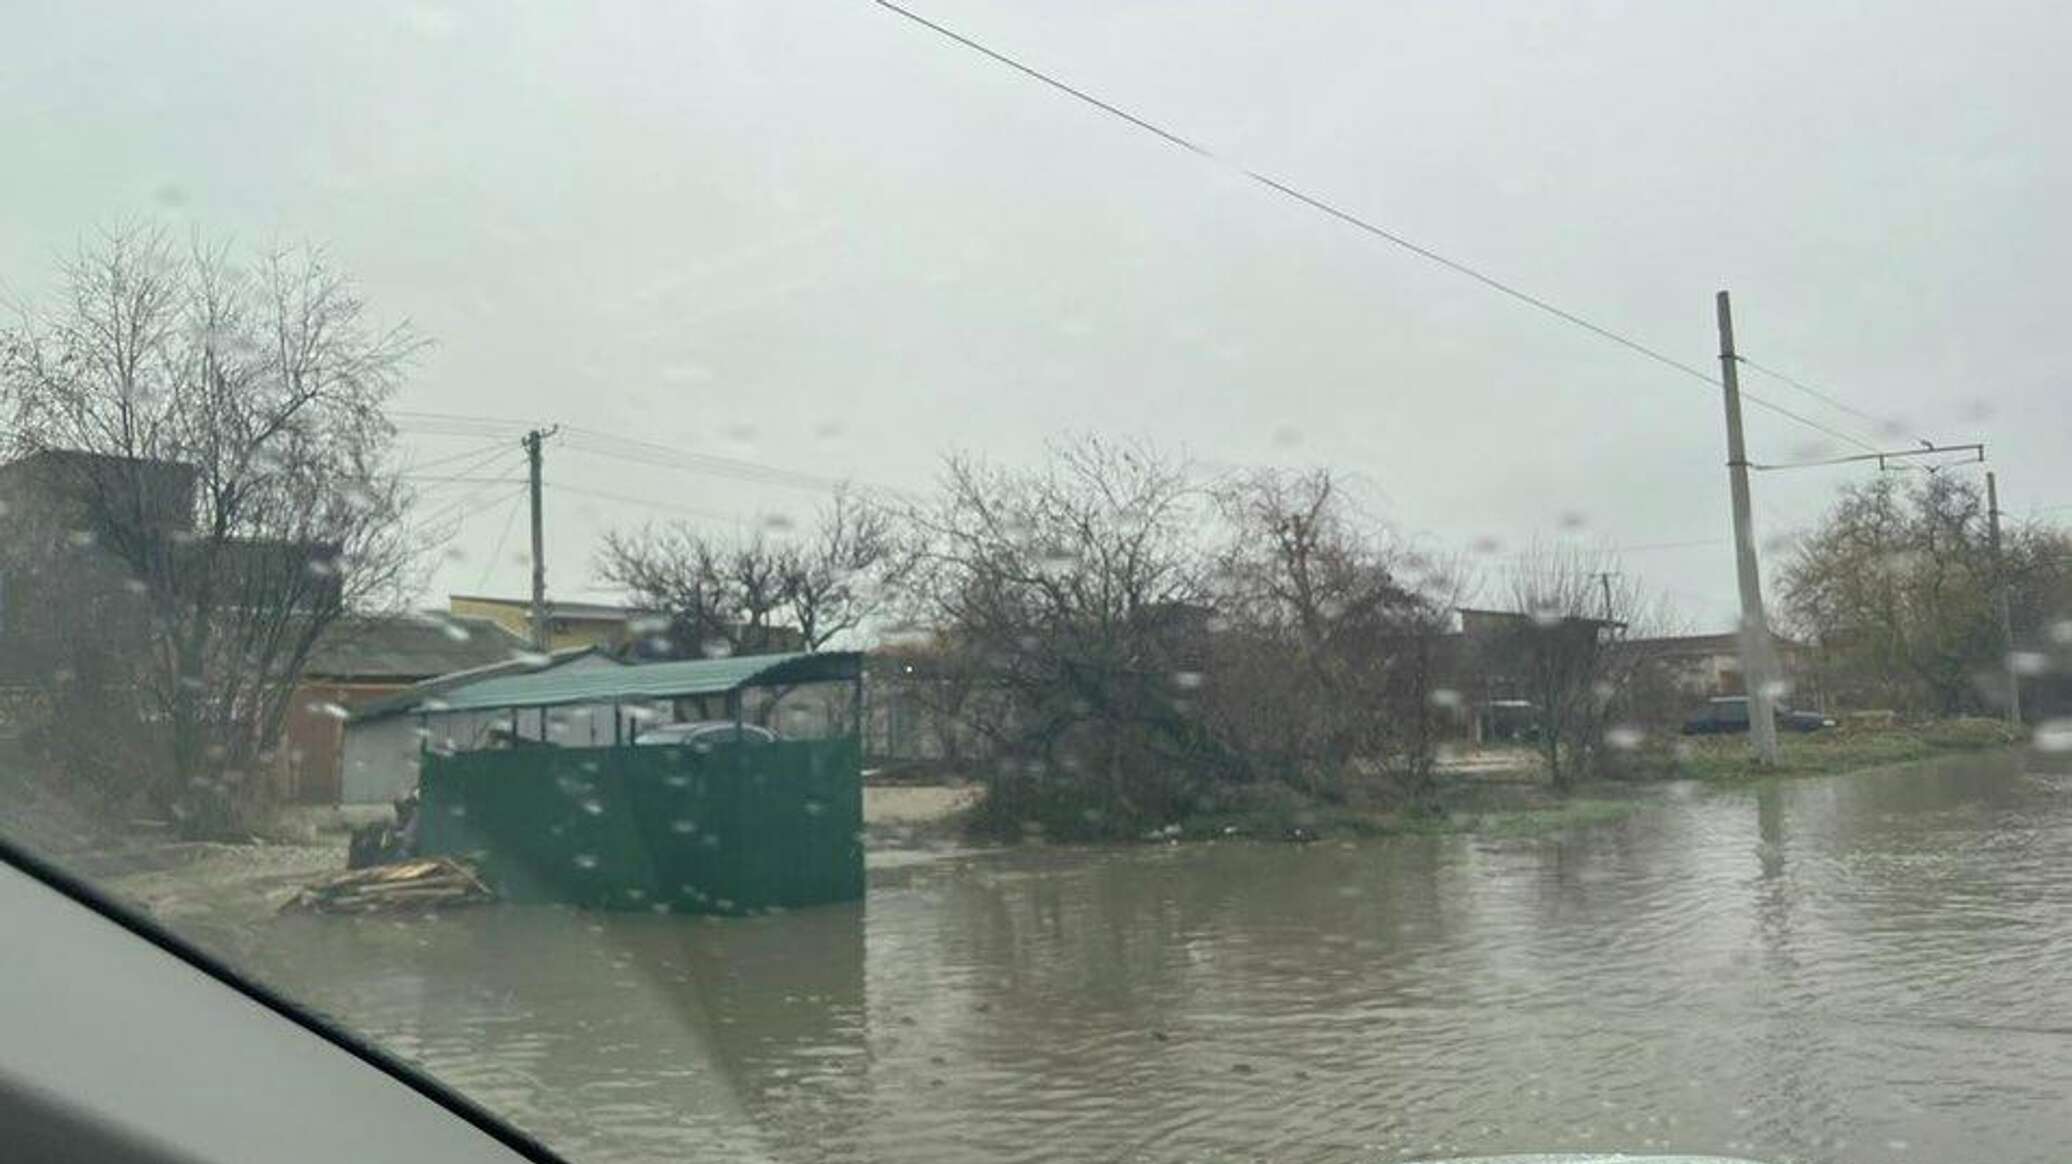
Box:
418;738;863;913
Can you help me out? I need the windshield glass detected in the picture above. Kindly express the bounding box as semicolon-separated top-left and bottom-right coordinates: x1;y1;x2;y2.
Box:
5;3;2072;1162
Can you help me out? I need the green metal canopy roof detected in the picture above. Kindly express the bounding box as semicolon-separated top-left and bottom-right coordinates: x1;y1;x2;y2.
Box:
424;651;861;714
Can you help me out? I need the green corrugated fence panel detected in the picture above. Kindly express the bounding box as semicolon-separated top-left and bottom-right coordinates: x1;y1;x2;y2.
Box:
419;738;863;913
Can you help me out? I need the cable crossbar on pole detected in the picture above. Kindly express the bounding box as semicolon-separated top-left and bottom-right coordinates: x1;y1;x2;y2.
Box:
1748;443;1985;473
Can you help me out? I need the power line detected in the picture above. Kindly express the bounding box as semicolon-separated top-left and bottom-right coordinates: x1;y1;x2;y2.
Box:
558;426;918;498
419;482;528;530
391;409;536;436
399;473;526;484
545;481;752;523
868;0;1884;455
1736;357;1890;427
474;489;528;591
1735;356;1916;442
400;441;524;498
411;470;528;532
394;409;908;497
399;438;513;473
1499;536;1723;559
1611;538;1726;554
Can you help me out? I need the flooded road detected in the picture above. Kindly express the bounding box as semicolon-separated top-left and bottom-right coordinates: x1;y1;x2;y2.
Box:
235;752;2072;1163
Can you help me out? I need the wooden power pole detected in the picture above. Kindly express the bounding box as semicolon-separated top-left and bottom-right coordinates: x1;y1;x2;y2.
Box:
522;427;558;651
1716;291;1782;765
1988;470;2021;725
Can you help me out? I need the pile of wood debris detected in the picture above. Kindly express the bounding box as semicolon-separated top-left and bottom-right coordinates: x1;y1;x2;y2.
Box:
281;857;494;914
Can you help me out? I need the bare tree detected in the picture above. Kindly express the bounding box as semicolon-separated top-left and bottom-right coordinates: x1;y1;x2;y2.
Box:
1205;468;1460;809
782;488;897;650
896;437;1215;838
0;225;422;837
1484;545;1656;789
598;485;894;657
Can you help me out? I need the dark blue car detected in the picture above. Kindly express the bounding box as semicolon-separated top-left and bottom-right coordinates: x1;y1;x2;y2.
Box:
1682;696;1834;735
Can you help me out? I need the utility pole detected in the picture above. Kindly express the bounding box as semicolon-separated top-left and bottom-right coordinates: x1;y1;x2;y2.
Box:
1988;471;2021;725
1594;571;1618;624
1716;291;1781;765
522;427;559;651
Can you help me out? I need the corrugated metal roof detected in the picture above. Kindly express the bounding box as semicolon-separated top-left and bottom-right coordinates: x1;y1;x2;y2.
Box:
348;645;615;721
427;651;861;713
305;614;527;680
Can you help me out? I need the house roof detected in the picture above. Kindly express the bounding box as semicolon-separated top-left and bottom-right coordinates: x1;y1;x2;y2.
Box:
304;614;529;682
448;594;647;622
424;650;861;714
349;644;617;721
1623;631;1805;656
1456;607;1628;631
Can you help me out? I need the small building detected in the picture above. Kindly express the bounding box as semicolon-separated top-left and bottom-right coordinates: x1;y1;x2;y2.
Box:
447;594;649;653
339;646;622;804
1617;631;1816;702
413;651;865;914
278;613;533;803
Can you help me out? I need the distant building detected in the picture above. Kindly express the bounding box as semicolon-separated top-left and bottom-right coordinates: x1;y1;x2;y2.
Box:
338;645;621;804
0;450;201;687
1453;606;1627;716
1617;631;1817;703
277;613;530;803
448;594;647;653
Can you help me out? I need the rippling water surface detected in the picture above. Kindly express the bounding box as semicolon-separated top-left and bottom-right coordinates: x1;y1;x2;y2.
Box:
244;753;2072;1163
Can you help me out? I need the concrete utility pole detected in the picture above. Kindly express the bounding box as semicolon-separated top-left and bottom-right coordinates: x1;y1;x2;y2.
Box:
1716;291;1782;765
522;427;559;651
1988;471;2022;725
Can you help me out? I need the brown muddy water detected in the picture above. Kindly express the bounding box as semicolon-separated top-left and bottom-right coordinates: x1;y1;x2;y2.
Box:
128;753;2072;1163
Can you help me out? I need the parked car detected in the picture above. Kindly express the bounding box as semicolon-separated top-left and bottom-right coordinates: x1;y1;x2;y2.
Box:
1477;699;1542;743
1681;696;1835;735
633;720;778;748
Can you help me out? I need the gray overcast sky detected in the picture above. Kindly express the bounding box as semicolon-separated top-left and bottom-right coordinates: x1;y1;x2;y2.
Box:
5;0;2067;630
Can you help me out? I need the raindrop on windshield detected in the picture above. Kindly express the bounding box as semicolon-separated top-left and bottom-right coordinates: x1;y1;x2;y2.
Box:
2034;719;2072;753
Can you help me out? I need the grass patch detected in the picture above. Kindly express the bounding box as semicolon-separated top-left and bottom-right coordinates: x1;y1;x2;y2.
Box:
1454;798;1641;837
1661;716;2022;782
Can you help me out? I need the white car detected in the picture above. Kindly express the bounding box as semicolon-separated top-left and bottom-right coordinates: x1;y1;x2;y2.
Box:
632;720;778;748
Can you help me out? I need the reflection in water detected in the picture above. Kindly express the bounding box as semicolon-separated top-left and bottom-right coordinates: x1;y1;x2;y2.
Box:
244;753;2072;1163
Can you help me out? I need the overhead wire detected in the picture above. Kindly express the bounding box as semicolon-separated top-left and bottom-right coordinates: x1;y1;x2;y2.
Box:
868;0;1887;456
393;411;903;497
556;425;917;498
409;465;529;531
396;439;524;498
391;409;535;437
399;473;527;484
546;481;756;524
398;438;514;473
474;490;528;591
1735;356;1919;442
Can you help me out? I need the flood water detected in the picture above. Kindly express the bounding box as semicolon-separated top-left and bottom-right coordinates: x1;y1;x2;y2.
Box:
238;753;2072;1164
